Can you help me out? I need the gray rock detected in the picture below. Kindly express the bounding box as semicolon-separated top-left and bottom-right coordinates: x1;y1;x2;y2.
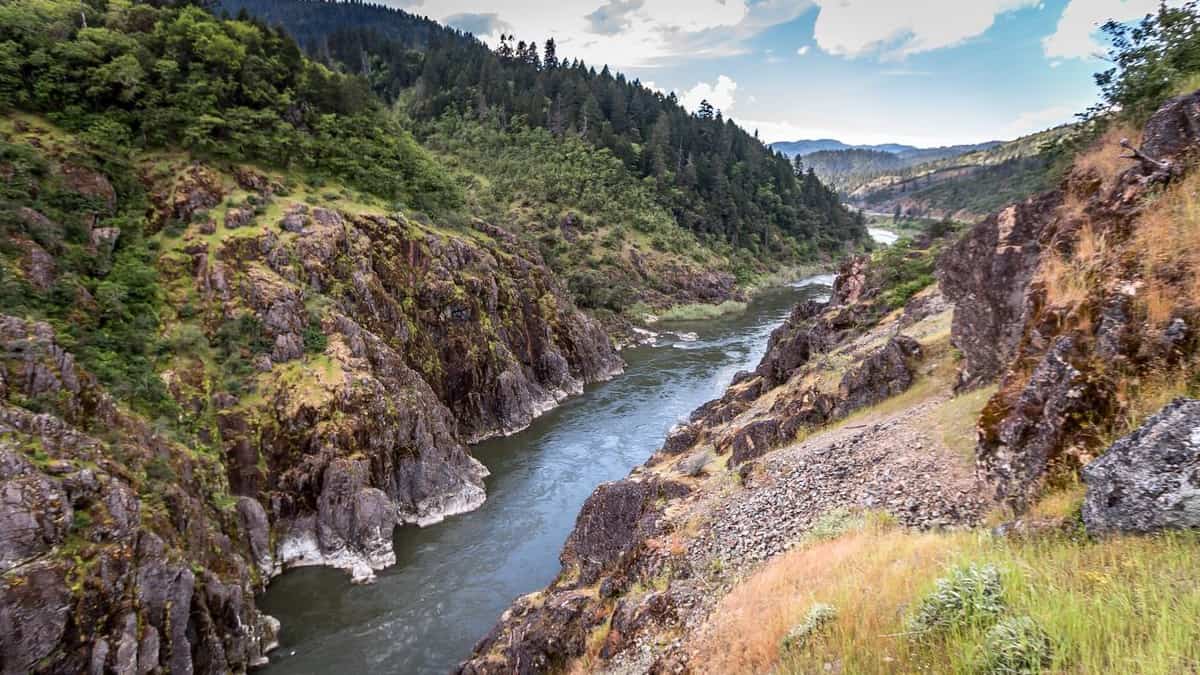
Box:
237;496;273;580
1083;398;1200;533
0;450;72;573
0;560;71;675
279;204;309;233
224;207;254;229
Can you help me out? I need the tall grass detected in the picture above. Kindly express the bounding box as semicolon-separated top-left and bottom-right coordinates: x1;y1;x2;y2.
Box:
656;300;748;322
689;511;1200;674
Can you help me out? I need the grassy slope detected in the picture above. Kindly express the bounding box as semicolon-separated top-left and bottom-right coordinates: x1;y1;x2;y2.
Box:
685;339;1200;675
674;124;1200;674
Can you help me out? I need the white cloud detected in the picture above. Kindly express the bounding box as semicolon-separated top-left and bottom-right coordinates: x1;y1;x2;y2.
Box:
811;0;1037;59
681;75;738;113
1042;0;1175;60
796;45;810;55
394;0;811;68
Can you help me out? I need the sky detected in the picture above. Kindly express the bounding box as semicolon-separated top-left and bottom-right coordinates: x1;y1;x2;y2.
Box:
384;0;1173;146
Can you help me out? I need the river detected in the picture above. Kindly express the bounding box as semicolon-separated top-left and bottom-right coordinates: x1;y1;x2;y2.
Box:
258;275;836;675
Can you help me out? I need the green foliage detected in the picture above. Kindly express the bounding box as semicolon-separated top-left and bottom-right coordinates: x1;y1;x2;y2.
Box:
0;0;458;212
909;563;1006;639
802;508;865;543
1090;1;1200;123
302;315;327;354
145;455;177;483
0;138;179;422
219;0;866;253
780;603;838;653
656;300;747;322
975;615;1054;675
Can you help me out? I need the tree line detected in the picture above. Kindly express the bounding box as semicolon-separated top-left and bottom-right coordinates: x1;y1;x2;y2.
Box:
219;0;866;252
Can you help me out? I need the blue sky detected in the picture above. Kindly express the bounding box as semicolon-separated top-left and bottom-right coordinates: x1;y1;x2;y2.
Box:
393;0;1169;146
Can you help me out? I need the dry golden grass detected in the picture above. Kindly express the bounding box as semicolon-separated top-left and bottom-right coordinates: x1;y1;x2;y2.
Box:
688;508;1200;675
1037;251;1090;311
691;522;963;675
1135;168;1200;324
1072;124;1142;187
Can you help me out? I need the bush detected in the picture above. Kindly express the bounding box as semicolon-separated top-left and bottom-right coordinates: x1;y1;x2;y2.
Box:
780;603;838;653
804;508;865;543
975;615;1053;674
908;563;1005;638
303;318;328;354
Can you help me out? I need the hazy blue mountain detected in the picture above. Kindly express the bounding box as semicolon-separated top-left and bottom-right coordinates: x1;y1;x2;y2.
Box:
771;139;1001;160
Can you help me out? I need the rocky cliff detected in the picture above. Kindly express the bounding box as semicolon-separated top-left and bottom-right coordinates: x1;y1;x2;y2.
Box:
457;90;1200;675
0;117;621;671
0;316;279;674
457;245;984;673
940;90;1200;509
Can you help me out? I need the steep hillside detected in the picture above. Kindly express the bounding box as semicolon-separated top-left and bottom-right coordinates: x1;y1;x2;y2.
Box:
0;3;632;671
456;83;1200;675
848;125;1076;221
218;0;866;307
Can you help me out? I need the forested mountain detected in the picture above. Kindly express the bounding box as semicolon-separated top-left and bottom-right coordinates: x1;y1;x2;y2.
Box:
801;149;908;192
847;125;1076;220
218;0;864;254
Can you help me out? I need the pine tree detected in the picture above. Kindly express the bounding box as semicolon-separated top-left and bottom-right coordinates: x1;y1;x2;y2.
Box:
543;38;558;69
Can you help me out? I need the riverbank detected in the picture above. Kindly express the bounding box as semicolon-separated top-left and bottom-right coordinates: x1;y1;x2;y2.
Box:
257;277;836;674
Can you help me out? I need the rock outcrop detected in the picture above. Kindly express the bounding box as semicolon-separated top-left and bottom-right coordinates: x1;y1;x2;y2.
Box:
458;253;959;673
459;477;688;674
658;257;930;470
1083;398;1200;533
940;89;1200;508
0;127;624;672
938;194;1057;388
0;316;276;674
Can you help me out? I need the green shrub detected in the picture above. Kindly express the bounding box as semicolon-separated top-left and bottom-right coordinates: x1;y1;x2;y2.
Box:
145;456;176;483
303;318;328;354
975;615;1053;674
781;603;838;653
804;508;865;543
909;563;1005;638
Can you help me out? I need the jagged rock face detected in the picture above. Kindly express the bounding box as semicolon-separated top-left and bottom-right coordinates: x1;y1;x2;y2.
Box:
457;477;687;674
1083;398;1200;533
561;478;689;586
459;259;947;674
938;193;1057;389
0;317;276;675
661;260;929;470
185;194;621;581
834;335;922;416
942;90;1200;509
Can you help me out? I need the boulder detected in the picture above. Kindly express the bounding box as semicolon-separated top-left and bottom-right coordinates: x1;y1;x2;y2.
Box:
224;207;254;229
59;163;117;212
1083;398;1200;533
0;450;71;573
0;559;71;675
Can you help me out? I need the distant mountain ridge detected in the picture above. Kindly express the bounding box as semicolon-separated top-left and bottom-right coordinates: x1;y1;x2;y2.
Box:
770;139;1002;159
